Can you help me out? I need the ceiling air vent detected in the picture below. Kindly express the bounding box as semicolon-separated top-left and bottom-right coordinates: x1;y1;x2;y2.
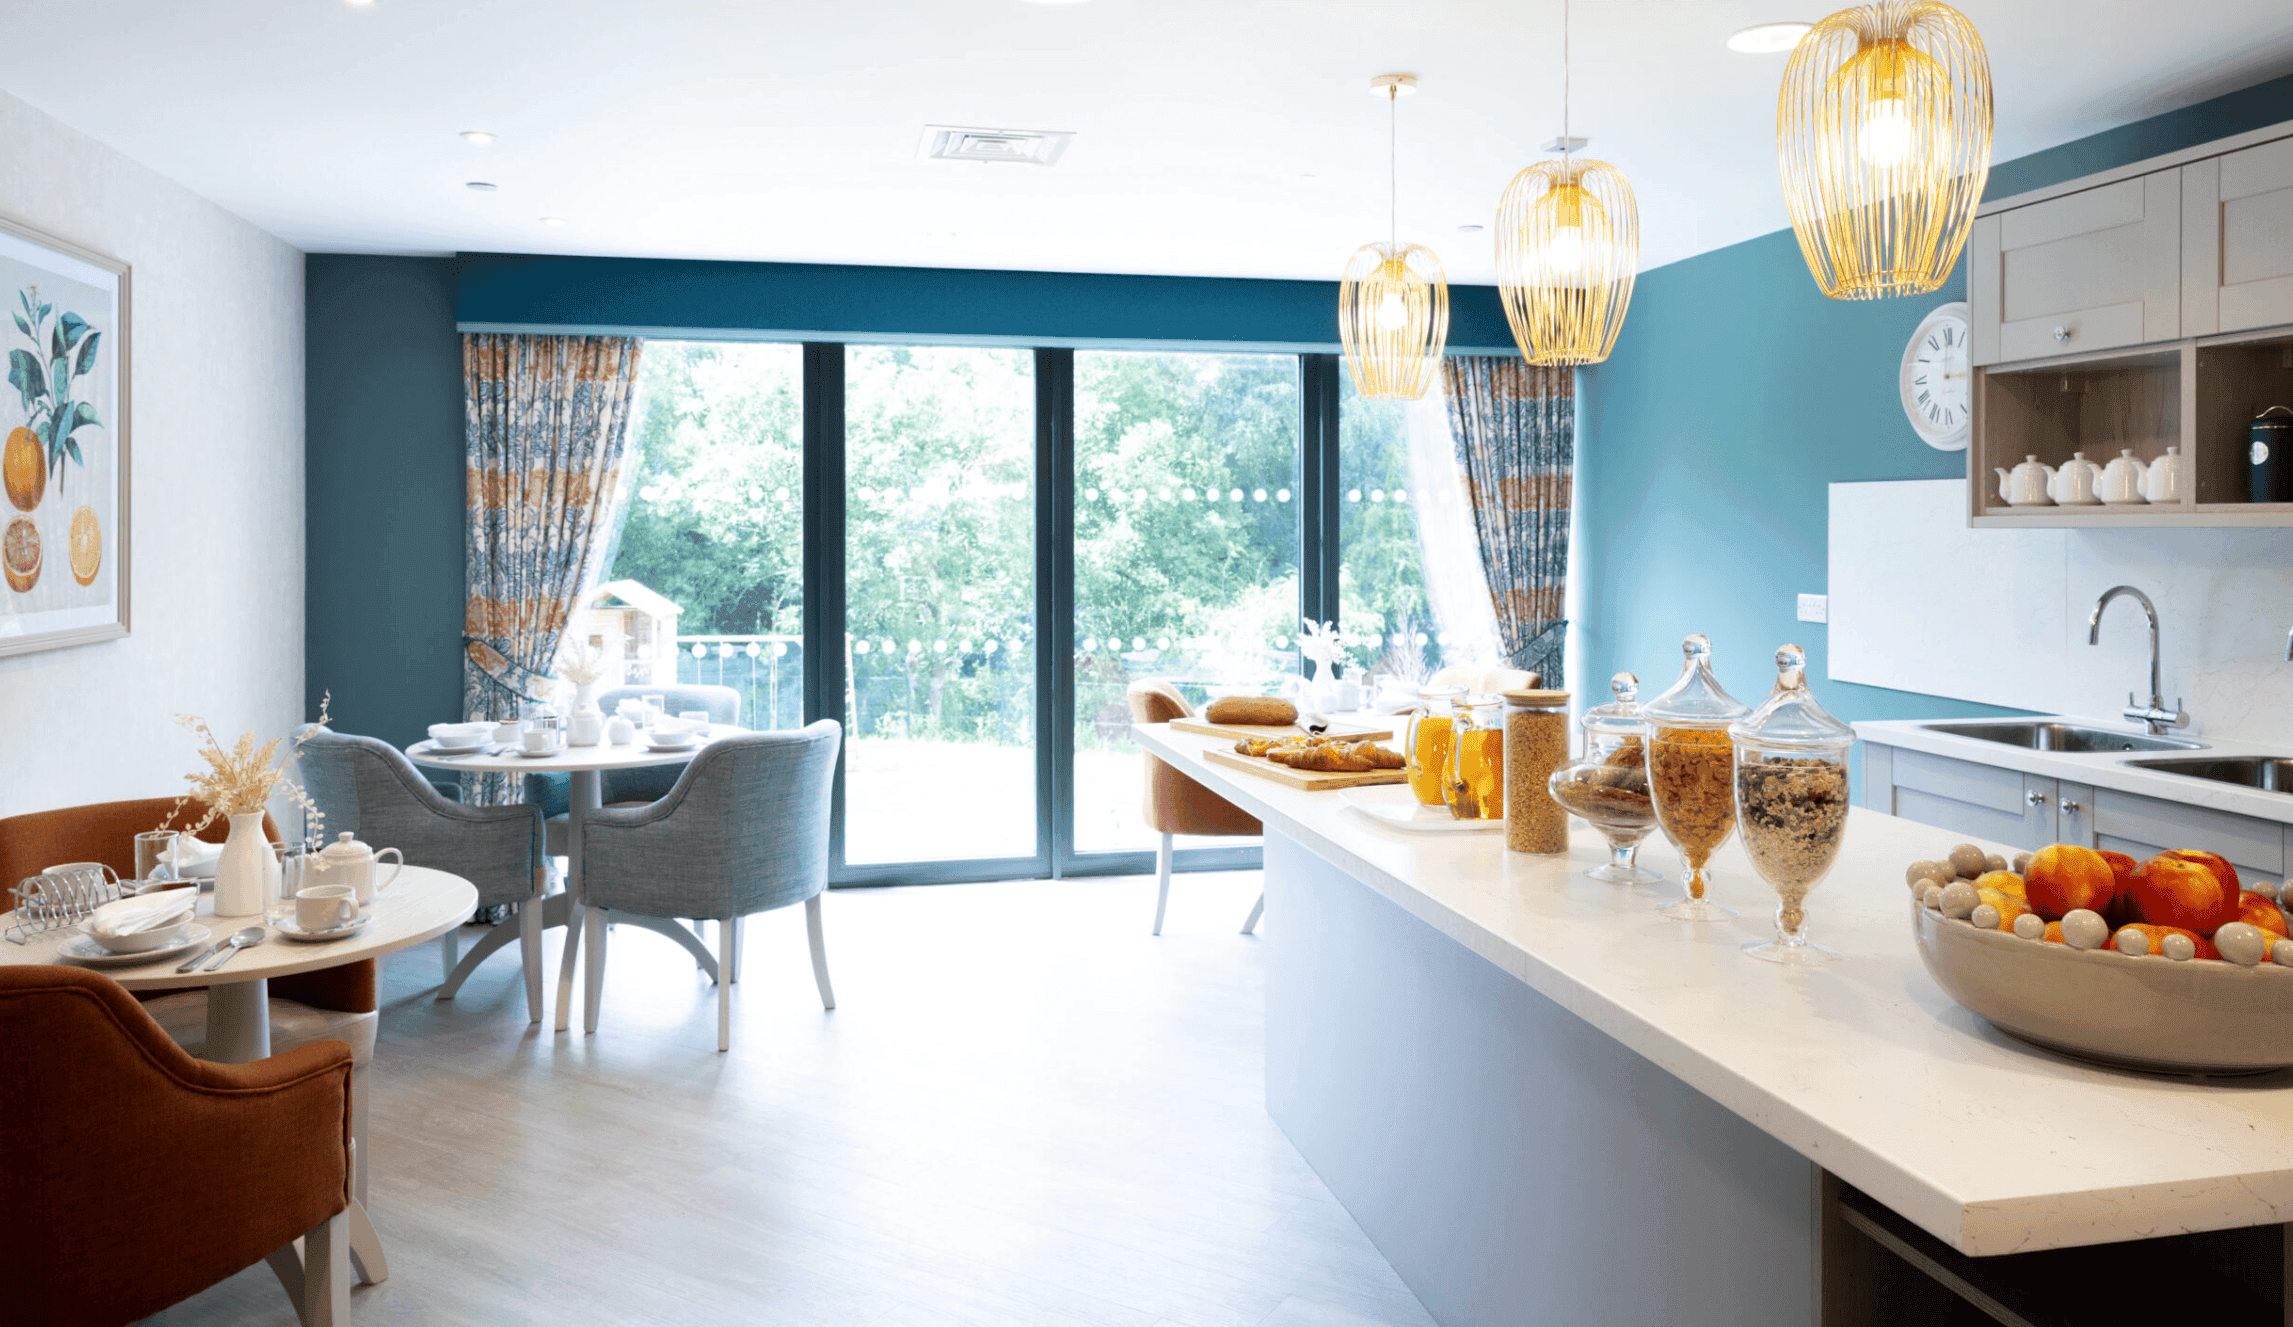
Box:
919;124;1074;166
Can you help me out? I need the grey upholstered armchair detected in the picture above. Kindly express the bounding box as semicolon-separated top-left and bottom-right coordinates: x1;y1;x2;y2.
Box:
299;728;551;1023
577;720;840;1051
522;684;743;856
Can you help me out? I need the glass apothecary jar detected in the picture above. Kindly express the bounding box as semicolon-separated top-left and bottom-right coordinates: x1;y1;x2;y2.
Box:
1444;695;1506;821
1730;645;1854;965
1642;634;1749;922
1502;689;1570;853
1547;673;1659;883
1404;685;1467;807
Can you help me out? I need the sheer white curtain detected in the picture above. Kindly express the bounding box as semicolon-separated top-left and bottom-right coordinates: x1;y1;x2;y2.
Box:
1402;384;1503;666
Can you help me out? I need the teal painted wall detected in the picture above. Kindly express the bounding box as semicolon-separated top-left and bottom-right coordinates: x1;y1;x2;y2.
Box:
1574;71;2293;718
305;255;466;747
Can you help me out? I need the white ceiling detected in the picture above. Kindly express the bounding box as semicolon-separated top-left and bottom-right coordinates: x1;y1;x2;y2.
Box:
2;0;2290;285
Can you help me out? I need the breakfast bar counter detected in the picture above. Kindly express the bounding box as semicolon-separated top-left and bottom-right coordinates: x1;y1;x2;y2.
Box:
1133;720;2293;1327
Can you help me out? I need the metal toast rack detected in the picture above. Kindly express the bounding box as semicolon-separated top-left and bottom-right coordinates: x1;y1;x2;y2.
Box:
5;864;126;944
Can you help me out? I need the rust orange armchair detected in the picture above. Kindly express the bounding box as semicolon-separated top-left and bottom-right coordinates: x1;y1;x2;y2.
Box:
0;965;355;1327
1125;679;1265;935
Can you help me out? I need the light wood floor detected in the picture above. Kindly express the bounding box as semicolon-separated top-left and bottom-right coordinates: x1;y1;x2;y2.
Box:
140;872;1435;1327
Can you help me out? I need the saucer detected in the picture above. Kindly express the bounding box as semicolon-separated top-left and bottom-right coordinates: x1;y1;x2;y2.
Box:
58;924;211;967
645;739;700;753
512;746;567;759
276;908;375;943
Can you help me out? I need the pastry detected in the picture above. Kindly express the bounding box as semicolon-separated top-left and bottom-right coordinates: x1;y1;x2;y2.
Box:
1206;695;1299;726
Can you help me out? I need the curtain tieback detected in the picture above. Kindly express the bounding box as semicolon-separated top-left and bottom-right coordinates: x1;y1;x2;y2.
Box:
465;639;556;704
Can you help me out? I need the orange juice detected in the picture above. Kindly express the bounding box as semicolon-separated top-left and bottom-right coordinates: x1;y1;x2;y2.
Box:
1407;716;1454;805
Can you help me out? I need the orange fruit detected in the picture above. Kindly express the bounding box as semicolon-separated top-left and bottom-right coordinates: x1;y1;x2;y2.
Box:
67;504;99;586
2;426;41;512
2124;854;2241;934
2;513;39;592
2025;844;2116;921
2114;922;2220;961
1974;869;2027;902
2237;891;2289;941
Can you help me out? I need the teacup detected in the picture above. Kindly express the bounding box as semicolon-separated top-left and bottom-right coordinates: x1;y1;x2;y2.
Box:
296;884;361;932
521;728;561;754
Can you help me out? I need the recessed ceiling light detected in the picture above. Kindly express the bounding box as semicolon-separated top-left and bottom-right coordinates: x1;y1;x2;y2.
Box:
465;181;497;192
344;0;373;6
460;130;495;146
540;217;565;227
1727;22;1813;53
1457;224;1484;233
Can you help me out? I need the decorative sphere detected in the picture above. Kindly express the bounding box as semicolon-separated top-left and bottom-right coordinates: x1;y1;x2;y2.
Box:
1906;860;1946;888
1923;885;1944;911
1985;853;2009;874
2216;921;2269;967
1912;875;1945;897
2114;927;2151;957
1970;904;2000;931
1948;845;1988;879
1939;880;1979;919
2013;913;2045;940
2061;909;2108;950
2160;932;2197;962
2250;880;2282;904
2011;852;2032;875
2273;939;2293;968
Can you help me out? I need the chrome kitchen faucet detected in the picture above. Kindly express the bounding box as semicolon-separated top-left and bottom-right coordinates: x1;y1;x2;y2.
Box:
2088;585;2187;736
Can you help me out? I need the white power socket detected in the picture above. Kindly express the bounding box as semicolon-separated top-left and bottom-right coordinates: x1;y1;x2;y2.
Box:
1797;593;1829;624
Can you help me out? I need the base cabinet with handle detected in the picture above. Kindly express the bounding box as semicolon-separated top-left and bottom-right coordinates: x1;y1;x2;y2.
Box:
1862;743;2290;885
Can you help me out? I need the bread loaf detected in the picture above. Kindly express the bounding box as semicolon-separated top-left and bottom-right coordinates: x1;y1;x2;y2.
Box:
1205;695;1299;726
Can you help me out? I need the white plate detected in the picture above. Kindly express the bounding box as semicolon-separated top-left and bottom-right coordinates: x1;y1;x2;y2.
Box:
275;908;376;943
1340;784;1504;834
645;740;700;753
57;924;211;967
510;746;566;759
430;739;487;753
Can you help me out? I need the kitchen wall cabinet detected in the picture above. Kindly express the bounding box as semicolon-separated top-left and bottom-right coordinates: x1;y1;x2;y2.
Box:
1967;119;2293;529
1970;170;2182;367
1862;743;2288;884
2184;137;2293;336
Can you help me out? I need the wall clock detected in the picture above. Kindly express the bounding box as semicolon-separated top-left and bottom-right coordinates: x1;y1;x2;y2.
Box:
1900;301;1972;452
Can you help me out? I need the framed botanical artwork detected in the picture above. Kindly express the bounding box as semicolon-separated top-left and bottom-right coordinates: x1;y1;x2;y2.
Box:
0;213;128;657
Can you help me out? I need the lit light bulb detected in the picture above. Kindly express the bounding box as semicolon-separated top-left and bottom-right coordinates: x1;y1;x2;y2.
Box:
1548;225;1586;274
1376;290;1408;330
1858;97;1913;166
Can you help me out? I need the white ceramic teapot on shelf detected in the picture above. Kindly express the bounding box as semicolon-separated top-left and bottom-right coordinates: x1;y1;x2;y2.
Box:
2098;449;2149;505
2048;452;2104;505
2143;446;2184;504
310;831;404;906
1993;455;2057;507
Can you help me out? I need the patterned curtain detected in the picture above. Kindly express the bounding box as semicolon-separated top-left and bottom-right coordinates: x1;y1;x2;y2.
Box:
462;334;644;803
1441;357;1573;688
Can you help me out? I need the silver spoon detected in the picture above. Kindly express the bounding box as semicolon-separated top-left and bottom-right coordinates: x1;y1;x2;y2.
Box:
203;926;268;972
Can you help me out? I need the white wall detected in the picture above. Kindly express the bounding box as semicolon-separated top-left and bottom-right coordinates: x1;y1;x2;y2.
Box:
0;89;303;820
1829;480;2293;744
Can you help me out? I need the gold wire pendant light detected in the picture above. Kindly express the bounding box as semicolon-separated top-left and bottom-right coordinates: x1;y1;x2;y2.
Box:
1339;74;1448;399
1495;0;1639;366
1778;0;1992;300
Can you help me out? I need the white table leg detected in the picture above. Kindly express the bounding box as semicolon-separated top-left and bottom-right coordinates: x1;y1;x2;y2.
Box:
554;768;602;1031
206;978;272;1063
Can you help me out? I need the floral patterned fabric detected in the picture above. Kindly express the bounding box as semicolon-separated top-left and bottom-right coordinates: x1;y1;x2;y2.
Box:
462;334;643;804
1441;358;1573;689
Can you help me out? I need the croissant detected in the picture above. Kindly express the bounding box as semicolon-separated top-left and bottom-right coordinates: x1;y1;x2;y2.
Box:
1267;740;1404;773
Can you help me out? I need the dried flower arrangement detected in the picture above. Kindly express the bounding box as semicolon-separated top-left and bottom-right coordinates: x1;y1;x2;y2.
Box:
156;692;330;842
556;633;608;687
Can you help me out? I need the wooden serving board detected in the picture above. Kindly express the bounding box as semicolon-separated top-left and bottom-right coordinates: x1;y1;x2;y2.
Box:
1169;717;1396;742
1202;746;1409;791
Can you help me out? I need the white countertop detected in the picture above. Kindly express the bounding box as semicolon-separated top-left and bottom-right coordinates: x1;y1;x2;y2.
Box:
1136;720;2293;1257
1854;715;2293;826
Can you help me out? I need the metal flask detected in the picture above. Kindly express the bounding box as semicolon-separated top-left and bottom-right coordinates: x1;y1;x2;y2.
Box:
2250;405;2293;504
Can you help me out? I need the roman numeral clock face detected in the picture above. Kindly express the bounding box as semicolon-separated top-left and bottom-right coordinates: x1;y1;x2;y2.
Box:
1900;302;1972;451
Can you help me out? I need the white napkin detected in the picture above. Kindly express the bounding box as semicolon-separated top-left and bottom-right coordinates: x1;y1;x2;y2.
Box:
429;721;493;744
165;837;222;878
88;888;197;937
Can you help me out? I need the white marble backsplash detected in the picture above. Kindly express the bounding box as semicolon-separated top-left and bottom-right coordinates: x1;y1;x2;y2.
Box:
1829;480;2293;745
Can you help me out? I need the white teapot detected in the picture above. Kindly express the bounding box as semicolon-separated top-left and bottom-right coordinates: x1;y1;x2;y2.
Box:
2099;449;2148;504
2048;452;2103;505
2143;446;2183;504
1993;455;2056;507
311;831;403;905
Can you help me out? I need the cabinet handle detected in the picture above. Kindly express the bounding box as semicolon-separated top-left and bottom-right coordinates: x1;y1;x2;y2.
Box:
2061;799;2081;815
2052;325;2072;343
2026;790;2048;806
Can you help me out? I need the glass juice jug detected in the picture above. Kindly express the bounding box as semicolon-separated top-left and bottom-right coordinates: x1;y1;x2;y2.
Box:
1444;695;1505;821
1405;685;1466;807
1642;634;1750;923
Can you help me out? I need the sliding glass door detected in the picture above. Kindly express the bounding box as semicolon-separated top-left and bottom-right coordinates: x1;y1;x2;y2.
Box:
840;346;1038;866
1069;351;1301;855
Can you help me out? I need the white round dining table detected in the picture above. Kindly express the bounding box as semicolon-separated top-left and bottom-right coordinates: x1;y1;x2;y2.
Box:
406;731;730;1031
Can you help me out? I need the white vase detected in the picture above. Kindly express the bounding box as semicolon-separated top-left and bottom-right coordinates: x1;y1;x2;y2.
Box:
213;811;278;917
574;682;601;713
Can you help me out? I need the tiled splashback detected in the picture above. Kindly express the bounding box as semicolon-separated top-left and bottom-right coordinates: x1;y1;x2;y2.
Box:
1829;480;2293;745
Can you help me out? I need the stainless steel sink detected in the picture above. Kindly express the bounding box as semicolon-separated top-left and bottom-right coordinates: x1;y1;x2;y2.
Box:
2124;756;2293;792
1920;721;2208;753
